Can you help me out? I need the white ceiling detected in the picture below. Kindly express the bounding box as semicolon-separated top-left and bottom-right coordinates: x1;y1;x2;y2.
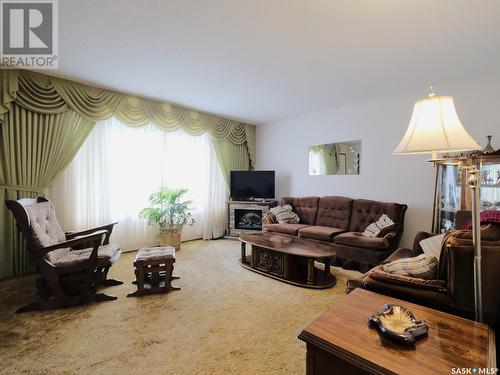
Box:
55;0;500;124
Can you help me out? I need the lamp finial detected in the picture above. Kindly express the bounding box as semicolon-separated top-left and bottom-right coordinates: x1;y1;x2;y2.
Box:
428;86;436;98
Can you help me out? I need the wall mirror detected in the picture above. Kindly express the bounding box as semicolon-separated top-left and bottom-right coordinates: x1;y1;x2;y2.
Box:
309;140;361;175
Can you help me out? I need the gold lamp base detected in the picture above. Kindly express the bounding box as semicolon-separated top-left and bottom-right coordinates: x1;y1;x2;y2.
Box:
466;167;483;323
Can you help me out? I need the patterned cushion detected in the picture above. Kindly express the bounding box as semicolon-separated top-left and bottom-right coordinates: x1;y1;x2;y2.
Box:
362;214;395;237
382;253;438;279
24;201;69;263
270;205;300;224
269;204;300;224
368;269;446;292
262;211;278;225
49;244;121;268
280;197;319;225
25;201;66;247
135;247;175;263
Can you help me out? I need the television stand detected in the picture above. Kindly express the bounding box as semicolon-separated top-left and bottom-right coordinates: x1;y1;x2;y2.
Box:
231;198;270;202
227;200;278;237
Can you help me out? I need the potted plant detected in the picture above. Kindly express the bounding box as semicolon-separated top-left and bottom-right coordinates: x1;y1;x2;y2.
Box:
139;187;195;251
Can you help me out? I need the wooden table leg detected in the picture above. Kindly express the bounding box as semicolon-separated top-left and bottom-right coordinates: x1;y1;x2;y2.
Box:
241;242;246;264
307;258;315;285
283;253;290;280
250;245;256;267
323;258;331;276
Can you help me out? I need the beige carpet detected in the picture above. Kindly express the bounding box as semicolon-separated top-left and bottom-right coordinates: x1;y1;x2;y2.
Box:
0;239;360;375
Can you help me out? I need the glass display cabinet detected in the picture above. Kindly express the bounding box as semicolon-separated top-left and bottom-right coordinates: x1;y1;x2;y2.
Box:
433;154;500;233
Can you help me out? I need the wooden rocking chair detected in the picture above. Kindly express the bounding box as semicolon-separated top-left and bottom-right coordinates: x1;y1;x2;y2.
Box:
5;197;123;312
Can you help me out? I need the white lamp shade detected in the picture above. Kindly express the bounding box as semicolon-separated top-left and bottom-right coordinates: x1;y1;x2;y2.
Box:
393;95;481;154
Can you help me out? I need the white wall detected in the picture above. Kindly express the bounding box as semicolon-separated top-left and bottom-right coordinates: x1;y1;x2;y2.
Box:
256;75;500;247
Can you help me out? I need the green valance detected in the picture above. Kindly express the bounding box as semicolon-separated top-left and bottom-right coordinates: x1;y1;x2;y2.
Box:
1;70;256;166
0;70;18;121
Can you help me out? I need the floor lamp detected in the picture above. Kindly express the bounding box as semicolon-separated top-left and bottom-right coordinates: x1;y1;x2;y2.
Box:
393;89;484;322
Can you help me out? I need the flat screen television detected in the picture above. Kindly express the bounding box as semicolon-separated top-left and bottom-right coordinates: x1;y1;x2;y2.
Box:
230;170;275;200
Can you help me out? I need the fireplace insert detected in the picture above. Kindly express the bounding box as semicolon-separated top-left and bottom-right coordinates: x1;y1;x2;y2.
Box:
235;209;262;230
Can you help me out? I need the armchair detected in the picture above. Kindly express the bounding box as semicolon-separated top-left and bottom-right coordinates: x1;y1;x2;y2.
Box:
5;196;122;312
346;224;500;329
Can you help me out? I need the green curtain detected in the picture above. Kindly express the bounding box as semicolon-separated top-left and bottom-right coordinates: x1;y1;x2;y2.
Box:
213;139;252;189
0;103;95;278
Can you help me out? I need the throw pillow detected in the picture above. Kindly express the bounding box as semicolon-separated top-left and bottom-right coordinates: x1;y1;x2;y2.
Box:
262;211;278;225
362;214;395;237
270;204;300;224
382;253;438;279
419;233;446;261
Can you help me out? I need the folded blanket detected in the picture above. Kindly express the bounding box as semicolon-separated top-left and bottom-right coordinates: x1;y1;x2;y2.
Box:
464;210;500;229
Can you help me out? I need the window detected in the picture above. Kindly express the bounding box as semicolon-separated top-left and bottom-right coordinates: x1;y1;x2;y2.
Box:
50;117;227;250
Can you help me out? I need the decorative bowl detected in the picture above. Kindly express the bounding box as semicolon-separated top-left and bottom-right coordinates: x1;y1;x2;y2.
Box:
368;304;429;346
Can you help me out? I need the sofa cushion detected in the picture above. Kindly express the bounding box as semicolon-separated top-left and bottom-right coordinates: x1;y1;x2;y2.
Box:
50;243;120;268
25;201;66;247
315;196;352;230
334;232;389;250
349;199;404;233
24;201;70;264
382;253;438;279
367;268;446;292
280;196;319;225
298;226;346;242
264;223;310;236
136;246;175;262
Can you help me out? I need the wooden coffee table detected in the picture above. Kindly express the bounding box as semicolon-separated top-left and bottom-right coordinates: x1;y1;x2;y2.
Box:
299;288;496;375
239;232;336;288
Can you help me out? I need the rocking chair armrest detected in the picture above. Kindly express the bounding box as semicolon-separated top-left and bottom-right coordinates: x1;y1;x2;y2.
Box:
40;230;108;255
66;222;118;245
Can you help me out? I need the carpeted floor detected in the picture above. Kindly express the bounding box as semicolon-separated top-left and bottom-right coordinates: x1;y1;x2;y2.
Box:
0;239;361;375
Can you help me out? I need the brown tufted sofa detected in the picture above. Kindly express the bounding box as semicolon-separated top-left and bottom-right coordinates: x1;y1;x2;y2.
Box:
263;196;408;272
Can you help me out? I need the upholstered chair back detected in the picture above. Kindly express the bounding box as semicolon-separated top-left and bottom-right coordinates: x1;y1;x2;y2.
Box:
23;201;69;263
438;223;500;281
439;223;500;328
315;196;353;230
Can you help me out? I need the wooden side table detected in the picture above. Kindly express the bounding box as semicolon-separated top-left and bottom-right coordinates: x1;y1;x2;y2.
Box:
299;289;496;375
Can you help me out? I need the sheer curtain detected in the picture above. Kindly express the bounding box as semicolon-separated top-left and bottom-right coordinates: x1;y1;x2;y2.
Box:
50;117;228;251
